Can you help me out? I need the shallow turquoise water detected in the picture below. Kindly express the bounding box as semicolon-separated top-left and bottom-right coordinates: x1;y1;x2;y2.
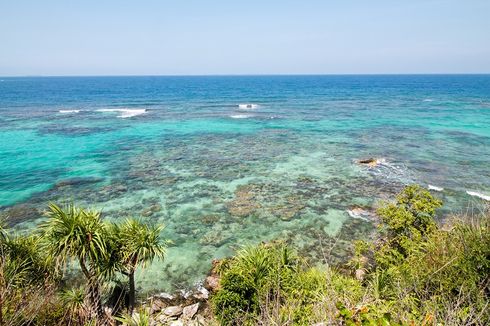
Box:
1;75;489;292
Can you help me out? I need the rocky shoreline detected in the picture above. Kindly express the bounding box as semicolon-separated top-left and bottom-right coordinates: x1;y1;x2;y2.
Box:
136;261;221;325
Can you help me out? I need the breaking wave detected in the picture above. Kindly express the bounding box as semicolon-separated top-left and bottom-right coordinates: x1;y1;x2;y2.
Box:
428;185;444;192
59;110;80;114
466;191;490;201
230;114;253;119
96;108;147;118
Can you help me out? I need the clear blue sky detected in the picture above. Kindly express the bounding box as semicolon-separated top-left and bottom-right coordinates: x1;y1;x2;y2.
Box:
1;0;489;76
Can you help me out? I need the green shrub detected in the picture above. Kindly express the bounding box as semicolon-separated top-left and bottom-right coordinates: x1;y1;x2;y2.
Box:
376;185;442;267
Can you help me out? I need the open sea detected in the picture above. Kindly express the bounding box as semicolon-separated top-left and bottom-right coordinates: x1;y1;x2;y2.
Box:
1;75;489;292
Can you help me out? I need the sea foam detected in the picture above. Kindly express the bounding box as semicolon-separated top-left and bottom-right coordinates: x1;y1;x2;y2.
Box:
59;109;80;114
230;114;253;119
97;108;147;118
466;191;490;201
428;185;444;192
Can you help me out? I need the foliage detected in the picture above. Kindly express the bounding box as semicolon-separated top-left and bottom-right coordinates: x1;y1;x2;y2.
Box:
375;185;442;267
108;218;167;314
1;187;488;325
114;307;151;326
212;186;489;325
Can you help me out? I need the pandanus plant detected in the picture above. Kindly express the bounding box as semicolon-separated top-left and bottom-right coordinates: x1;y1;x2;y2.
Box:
110;219;167;315
42;203;109;322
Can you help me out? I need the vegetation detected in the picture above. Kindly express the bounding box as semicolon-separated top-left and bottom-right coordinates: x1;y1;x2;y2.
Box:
212;185;489;325
0;203;167;325
0;186;489;325
109;219;167;315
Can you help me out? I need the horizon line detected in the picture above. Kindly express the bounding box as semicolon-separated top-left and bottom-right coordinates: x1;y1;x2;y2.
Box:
1;72;490;78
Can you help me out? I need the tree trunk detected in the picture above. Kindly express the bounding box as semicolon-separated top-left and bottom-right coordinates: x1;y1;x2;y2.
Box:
129;271;135;316
80;258;105;324
0;290;4;326
88;277;105;323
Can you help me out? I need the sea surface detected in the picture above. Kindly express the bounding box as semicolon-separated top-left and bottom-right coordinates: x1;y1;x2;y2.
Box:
1;75;489;292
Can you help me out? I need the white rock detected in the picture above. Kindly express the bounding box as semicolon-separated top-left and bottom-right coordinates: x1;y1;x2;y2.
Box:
155;292;175;300
182;303;200;320
169;320;184;326
163;305;183;317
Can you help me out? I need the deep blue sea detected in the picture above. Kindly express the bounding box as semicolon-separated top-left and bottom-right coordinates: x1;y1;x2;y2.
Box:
1;75;489;291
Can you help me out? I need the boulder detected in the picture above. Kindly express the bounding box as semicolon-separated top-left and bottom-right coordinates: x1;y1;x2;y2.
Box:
150;299;166;313
182;303;200;320
163;305;183;317
203;275;220;292
192;287;209;301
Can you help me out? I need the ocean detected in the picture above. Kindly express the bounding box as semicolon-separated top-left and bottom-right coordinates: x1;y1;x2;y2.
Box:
1;75;489;292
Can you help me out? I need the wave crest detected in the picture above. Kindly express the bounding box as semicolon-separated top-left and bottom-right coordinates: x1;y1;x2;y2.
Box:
230;114;253;119
466;191;490;201
96;108;147;118
59;110;80;114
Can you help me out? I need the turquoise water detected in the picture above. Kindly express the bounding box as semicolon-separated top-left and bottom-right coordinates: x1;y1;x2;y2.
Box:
1;75;489;292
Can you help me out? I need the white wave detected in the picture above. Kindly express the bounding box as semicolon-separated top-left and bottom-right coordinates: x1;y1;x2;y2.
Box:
361;158;414;184
238;103;259;110
230;114;253;119
423;99;434;102
428;185;444;192
59;109;80;114
466;191;490;201
96;108;147;118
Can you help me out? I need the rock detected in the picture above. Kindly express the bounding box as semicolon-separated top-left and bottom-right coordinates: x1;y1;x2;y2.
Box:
355;268;366;281
141;204;162;217
169;320;184;326
182;303;200;320
204;275;220;293
155;292;175;301
195;314;207;325
150;299;166;313
357;158;384;168
346;206;377;222
192;287;209;300
163;305;183;317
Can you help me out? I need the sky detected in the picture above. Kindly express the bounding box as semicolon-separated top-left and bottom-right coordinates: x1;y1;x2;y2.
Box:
0;0;489;76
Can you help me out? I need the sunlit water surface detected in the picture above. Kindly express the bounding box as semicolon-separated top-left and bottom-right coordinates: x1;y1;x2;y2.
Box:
1;75;489;292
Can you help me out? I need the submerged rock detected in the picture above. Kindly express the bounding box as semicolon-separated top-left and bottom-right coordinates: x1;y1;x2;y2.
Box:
226;184;262;217
54;177;104;188
346;206;377;222
1;204;41;225
141;203;162;217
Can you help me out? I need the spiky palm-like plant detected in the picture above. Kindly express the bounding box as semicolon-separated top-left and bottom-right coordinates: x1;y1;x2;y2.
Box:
42;203;109;321
61;287;88;325
112;219;166;315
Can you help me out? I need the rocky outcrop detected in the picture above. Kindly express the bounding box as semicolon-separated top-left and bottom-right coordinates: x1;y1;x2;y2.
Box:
357;158;384;168
144;284;214;325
